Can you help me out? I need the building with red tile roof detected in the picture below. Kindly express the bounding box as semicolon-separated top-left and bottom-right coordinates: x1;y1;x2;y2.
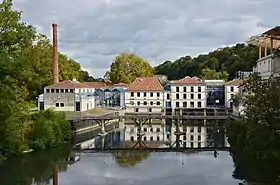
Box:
125;77;164;114
170;77;206;109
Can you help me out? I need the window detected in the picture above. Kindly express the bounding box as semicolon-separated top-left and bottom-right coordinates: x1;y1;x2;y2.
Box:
144;101;147;105
230;102;233;108
190;102;194;108
183;135;186;140
183;94;187;99
157;92;160;97
131;136;134;141
55;103;59;107
190;135;194;141
198;94;201;99
157;136;160;141
137;101;140;105
150;92;153;97
51;89;55;93
144;92;147;97
137;92;140;97
149;108;152;112
183;87;186;92
70;89;74;93
150;136;153;141
190;127;194;132
60;103;64;107
150;128;153;132
197;102;201;107
230;94;234;99
198;87;201;92
191;87;194;92
198;135;201;141
144;128;147;132
135;108;139;112
176;102;180;107
156;101;160;105
176;94;179;99
60;89;64;93
198;126;201;133
150;101;154;106
176;87;179;92
65;89;69;93
144;137;147;141
198;142;201;148
167;93;170;99
156;128;160;132
230;86;234;92
131;92;134;97
55;89;59;93
46;89;50;93
130;101;135;105
190;142;194;148
183;102;187;107
190;94;194;99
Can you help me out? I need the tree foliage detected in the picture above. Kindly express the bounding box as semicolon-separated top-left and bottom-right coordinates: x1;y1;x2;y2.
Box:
154;44;258;81
227;74;280;183
0;0;76;160
107;53;154;84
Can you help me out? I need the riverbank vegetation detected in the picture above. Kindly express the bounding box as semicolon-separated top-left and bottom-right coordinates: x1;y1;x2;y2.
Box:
227;74;280;184
0;0;76;160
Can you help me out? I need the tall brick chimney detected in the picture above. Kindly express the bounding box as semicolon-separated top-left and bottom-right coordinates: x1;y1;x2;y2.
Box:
52;23;59;84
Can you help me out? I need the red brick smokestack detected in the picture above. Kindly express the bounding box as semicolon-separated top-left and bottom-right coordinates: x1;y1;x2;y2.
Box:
52;23;59;84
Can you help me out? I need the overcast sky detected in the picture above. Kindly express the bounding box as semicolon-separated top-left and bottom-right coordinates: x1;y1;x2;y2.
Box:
13;0;279;78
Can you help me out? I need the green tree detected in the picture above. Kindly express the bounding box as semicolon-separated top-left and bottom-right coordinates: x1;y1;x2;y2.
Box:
199;67;229;81
108;53;154;84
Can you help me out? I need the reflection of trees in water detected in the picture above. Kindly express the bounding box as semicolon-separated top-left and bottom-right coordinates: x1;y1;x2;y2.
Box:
114;150;150;168
228;120;280;184
0;143;72;185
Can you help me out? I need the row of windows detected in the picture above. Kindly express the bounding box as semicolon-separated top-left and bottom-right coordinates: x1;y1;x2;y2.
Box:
175;101;202;108
130;136;203;142
175;93;202;99
130;136;161;141
130;101;161;106
46;89;74;93
130;92;161;97
55;102;65;107
175;86;202;92
130;127;161;133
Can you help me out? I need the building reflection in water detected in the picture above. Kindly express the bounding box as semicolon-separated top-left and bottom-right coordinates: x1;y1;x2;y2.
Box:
73;119;229;151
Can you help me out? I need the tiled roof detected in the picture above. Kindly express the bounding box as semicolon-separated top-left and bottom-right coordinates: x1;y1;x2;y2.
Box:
226;79;243;86
171;76;205;85
114;82;128;87
126;77;163;91
45;81;108;89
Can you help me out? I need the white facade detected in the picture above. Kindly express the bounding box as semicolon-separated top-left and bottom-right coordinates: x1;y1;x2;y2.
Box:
171;85;206;108
253;54;280;79
225;84;239;109
125;124;165;142
170;126;207;148
125;91;164;114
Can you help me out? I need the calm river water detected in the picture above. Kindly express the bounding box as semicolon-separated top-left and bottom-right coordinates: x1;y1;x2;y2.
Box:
0;123;269;185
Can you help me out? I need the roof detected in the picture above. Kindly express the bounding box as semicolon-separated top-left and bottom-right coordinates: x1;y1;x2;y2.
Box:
45;81;108;89
126;77;163;91
171;76;205;85
226;79;243;86
114;82;128;87
247;26;280;48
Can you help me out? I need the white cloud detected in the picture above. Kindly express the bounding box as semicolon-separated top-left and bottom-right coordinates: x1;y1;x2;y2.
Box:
13;0;279;77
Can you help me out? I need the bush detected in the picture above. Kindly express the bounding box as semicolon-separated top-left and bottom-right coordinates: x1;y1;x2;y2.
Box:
27;110;73;150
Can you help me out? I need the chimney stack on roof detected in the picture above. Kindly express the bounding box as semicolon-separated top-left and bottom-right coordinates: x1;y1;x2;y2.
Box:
52;23;59;84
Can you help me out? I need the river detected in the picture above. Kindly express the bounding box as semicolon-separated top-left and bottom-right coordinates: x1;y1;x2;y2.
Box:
0;121;275;185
